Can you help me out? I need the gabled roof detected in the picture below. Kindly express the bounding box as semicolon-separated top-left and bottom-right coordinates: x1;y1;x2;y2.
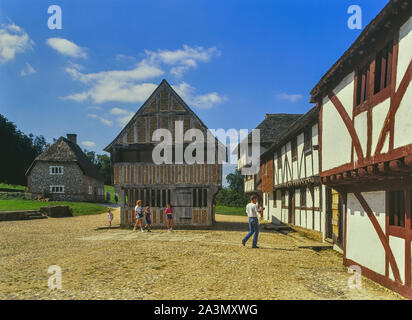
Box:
104;79;214;152
233;113;303;155
310;0;412;103
260;106;319;160
26;137;104;181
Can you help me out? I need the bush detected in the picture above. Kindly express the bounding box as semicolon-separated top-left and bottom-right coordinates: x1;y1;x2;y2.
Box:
216;188;249;207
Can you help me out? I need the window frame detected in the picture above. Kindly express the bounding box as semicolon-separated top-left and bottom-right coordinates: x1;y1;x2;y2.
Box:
291;139;298;162
353;37;395;116
50;185;65;194
49;166;64;175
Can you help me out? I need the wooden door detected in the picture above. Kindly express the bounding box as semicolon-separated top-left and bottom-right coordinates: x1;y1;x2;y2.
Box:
332;189;344;248
325;187;333;240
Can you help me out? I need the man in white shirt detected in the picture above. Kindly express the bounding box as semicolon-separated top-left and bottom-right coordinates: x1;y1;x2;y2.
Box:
242;195;263;248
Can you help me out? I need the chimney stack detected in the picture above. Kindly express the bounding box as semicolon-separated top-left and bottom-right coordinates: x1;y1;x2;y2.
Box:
67;134;77;145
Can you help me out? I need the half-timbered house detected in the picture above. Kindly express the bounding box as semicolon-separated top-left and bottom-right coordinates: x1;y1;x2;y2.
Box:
310;0;412;298
260;107;329;241
235;113;302;202
104;79;224;227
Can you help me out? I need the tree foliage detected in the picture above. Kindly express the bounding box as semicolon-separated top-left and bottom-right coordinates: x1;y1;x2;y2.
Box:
84;151;112;185
216;169;249;207
0;114;49;185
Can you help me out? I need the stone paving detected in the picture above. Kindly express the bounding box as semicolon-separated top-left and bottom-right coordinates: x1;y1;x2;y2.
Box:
0;210;404;300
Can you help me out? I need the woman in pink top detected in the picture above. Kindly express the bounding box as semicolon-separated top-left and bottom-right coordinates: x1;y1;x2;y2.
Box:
165;203;174;232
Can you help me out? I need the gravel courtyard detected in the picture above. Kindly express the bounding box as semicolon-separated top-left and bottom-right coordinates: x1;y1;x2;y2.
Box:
0;209;403;300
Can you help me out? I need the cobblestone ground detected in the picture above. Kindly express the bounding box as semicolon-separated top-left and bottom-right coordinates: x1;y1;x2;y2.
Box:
0;210;404;300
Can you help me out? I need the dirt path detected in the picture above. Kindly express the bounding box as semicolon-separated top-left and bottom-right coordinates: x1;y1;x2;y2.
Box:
0;210;403;300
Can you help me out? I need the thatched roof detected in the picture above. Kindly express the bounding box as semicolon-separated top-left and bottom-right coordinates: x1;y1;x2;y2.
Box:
26;137;104;181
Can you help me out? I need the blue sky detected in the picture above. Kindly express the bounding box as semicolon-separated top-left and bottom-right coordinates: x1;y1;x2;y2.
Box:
0;0;389;182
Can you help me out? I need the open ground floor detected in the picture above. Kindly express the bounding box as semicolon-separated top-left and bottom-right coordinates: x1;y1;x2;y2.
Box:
0;210;403;300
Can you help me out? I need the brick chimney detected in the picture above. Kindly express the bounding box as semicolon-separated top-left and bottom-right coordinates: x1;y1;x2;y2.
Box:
66;134;77;145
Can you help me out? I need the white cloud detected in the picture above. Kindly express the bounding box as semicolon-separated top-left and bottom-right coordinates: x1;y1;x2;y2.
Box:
173;82;227;109
0;22;34;64
87;106;101;110
81;141;96;148
46;38;87;58
62;61;163;103
88;113;112;126
62;45;223;106
145;45;220;77
20;62;36;76
276;92;303;103
110;107;134;126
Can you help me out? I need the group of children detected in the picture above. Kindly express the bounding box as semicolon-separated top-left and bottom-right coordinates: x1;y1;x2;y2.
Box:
107;200;175;232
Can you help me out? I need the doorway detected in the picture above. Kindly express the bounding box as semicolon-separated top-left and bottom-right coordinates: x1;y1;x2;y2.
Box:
288;189;295;224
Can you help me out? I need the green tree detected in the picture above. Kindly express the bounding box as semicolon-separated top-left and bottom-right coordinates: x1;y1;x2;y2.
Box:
0;114;46;185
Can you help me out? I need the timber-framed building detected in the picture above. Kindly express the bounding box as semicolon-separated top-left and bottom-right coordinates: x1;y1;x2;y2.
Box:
105;79;224;227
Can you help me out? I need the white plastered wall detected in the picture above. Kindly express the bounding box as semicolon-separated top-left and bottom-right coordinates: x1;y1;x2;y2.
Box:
346;191;386;276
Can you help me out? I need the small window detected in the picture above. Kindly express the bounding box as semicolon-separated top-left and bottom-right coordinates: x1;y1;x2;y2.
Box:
281;190;286;208
88;186;93;195
203;189;207;207
193;189;197;207
301;188;306;209
277;151;282;169
151;189;156;207
162;190;166;207
304;127;312;153
356;62;371;106
49;166;64;175
374;42;393;94
264;163;268;175
156;189;161;207
291;139;298;162
168;189;171;206
273;191;277;208
50;185;64;194
389;190;405;227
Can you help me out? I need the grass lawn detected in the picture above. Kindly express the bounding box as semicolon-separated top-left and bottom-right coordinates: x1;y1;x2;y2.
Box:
216;205;246;216
0;198;108;216
0;183;27;192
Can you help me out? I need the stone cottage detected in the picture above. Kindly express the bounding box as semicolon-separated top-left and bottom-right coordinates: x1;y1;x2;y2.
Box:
26;134;105;202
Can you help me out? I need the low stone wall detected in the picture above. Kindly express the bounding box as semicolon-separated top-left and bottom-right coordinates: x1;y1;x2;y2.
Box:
0;210;42;221
40;206;73;218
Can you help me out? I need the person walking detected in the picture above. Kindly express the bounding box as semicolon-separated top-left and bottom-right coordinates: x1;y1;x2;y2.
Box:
144;206;152;232
165;203;174;232
242;195;263;248
133;200;144;232
107;208;113;228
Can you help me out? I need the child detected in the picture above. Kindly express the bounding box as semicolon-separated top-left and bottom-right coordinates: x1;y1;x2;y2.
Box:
165;203;174;232
133;200;144;232
107;208;113;228
144;206;152;232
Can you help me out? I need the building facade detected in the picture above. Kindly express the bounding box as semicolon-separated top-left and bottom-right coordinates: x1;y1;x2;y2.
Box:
310;0;412;298
236;114;302;202
104;80;223;227
26;134;105;202
260;108;328;240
